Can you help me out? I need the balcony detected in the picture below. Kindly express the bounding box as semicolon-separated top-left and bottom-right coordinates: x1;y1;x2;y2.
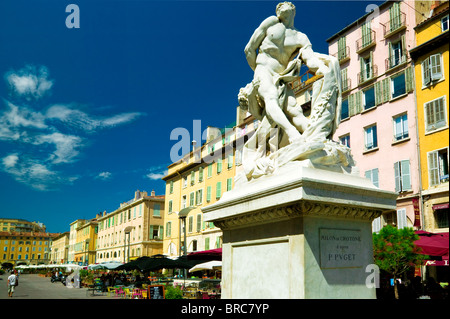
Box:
357;64;378;86
332;46;350;64
385;50;408;72
356;30;376;54
383;12;407;38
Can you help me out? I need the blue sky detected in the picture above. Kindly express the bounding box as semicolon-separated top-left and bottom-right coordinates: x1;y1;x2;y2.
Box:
0;0;384;233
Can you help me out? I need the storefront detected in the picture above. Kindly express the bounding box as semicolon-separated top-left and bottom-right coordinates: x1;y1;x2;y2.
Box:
415;231;449;284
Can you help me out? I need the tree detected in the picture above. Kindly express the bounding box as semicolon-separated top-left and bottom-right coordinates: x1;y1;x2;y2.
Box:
373;225;427;299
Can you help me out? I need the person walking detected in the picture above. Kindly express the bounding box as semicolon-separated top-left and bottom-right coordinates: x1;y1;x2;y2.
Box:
7;271;18;297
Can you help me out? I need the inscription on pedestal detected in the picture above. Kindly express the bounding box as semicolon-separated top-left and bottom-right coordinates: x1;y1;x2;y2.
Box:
319;228;363;269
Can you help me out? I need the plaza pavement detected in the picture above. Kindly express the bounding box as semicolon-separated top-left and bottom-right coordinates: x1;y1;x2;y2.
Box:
0;272;116;299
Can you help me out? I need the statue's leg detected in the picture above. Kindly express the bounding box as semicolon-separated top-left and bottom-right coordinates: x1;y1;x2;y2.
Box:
256;71;301;143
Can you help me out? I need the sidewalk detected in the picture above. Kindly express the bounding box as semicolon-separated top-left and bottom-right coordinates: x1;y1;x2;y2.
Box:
0;273;116;299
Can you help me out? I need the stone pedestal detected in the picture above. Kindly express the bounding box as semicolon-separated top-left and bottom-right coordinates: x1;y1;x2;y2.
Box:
202;162;397;299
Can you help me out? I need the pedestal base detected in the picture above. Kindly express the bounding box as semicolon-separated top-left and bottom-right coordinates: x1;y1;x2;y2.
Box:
202;163;397;299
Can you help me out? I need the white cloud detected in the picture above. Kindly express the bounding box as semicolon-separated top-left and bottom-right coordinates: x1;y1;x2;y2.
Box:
146;171;167;180
2;154;19;168
5;65;53;100
35;132;83;164
0;153;76;191
46;104;143;132
96;171;112;180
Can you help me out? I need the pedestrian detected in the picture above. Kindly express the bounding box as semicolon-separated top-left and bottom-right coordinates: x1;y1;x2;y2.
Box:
7;271;18;297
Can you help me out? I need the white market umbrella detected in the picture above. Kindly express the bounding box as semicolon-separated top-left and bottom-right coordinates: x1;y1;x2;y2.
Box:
100;261;123;269
189;260;222;273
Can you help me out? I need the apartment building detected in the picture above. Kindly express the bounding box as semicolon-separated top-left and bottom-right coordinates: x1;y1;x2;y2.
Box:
162;111;257;258
410;1;449;234
96;190;165;263
50;232;69;264
327;0;427;231
73;219;98;265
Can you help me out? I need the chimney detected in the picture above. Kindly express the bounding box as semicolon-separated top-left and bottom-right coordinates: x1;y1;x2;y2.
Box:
135;190;141;200
151;190;156;197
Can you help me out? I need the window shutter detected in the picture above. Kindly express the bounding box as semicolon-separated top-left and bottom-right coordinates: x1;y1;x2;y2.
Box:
216;182;222;199
227;178;233;191
423;57;431;85
401;160;411;191
397;208;407;229
405;66;414;93
159;226;164;240
199;167;203;182
373;168;379;187
382;78;391;102
217;158;222;174
372;217;381;233
355;91;362;114
196;214;201;233
430;54;442;80
206;186;211;202
149;225;154;239
349;93;355;116
428;151;439;186
394;161;401;192
375;81;382;105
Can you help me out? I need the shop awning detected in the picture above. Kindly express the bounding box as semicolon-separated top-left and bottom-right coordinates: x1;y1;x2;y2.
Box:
187;248;222;260
432;203;449;211
415;231;449;257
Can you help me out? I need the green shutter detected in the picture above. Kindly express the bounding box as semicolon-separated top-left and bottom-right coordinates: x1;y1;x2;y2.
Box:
382;78;391;102
216;182;222;199
217;158;222;174
199;167;203;182
375;81;382;105
405;66;414;93
159;226;164;240
206;186;211;202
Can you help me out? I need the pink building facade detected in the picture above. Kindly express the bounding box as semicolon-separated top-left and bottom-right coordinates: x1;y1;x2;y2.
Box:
327;1;421;232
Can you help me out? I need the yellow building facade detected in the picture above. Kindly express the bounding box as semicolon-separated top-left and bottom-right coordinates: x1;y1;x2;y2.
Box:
73;219;98;265
162;115;258;257
410;1;449;233
0;230;57;267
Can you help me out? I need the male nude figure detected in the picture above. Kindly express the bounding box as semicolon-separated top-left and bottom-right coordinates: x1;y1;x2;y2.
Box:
244;2;328;143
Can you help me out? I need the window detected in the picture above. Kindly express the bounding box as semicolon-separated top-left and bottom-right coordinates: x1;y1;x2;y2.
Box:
195;189;203;205
190;171;195;185
391;72;406;98
337;36;348;60
362;55;372;80
192;240;198;252
428;148;449;186
341;68;350;92
422;54;443;86
339;134;350;148
394;160;411;192
227;154;233;169
168;200;173;213
393;113;408;141
425;96;447;132
166;222;172;237
361;21;372;48
153;204;161;217
364;124;378;150
182;195;187;209
365;168;379;187
435;207;449;228
169;180;173;194
442;15;449;32
341;98;349;120
363;86;375;110
198;167;204;182
388;37;406;69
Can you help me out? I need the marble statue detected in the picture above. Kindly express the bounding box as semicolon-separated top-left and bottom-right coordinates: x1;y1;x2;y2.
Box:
238;2;355;182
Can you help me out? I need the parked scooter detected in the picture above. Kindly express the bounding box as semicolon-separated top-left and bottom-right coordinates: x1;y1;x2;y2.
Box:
51;274;66;285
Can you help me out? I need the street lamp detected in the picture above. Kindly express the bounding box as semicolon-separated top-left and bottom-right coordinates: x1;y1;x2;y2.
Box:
124;226;135;263
178;206;197;278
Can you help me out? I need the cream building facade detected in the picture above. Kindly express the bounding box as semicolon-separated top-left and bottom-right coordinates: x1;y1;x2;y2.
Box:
96;190;165;263
50;232;69;264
